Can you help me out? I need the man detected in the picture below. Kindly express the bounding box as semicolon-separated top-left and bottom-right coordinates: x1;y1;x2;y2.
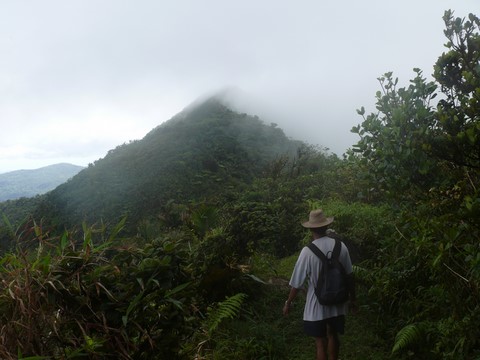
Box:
283;209;356;360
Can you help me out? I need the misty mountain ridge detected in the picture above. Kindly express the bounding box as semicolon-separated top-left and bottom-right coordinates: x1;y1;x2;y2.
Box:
0;163;84;202
32;96;306;231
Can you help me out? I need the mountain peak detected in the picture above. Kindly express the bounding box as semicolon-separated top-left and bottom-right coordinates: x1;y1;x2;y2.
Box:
180;87;261;119
34;100;301;229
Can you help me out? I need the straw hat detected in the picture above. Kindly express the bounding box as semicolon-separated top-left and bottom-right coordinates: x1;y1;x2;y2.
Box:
301;209;334;228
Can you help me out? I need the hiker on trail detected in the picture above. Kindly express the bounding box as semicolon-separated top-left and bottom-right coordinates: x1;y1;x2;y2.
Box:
283;209;356;360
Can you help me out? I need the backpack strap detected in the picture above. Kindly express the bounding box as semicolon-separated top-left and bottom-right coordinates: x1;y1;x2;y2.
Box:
307;239;343;261
332;238;342;260
332;239;348;275
307;243;327;263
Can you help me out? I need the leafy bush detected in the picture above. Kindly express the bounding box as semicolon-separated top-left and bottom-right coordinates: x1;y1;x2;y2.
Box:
349;11;480;358
306;199;396;261
0;221;197;359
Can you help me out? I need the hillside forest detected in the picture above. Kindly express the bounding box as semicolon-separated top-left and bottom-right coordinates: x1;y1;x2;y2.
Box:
0;163;84;202
0;10;478;360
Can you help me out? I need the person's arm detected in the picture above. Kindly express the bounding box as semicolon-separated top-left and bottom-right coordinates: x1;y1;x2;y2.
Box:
284;246;309;316
283;287;300;316
340;243;357;313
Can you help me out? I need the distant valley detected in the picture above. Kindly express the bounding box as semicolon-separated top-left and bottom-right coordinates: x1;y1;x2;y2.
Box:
0;163;84;201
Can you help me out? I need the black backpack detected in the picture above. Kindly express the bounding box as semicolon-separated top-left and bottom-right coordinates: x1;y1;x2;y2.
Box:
307;239;349;306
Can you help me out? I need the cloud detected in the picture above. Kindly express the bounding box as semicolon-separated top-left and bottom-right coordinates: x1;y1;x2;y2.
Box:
0;0;478;173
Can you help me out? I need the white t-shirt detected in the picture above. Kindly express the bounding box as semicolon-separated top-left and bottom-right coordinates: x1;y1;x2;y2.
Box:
289;236;353;321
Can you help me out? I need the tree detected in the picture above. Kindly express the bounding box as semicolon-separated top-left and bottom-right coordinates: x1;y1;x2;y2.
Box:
352;10;480;358
351;69;440;203
432;11;480;170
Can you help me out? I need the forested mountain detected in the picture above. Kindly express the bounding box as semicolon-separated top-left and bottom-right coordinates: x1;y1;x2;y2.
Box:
0;12;478;358
34;98;303;230
0;163;84;201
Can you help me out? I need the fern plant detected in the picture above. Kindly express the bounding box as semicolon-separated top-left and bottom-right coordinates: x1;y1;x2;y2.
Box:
206;293;248;333
192;293;248;359
392;322;427;355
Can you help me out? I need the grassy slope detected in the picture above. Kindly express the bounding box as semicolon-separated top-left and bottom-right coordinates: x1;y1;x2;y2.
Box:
207;253;394;359
273;255;392;360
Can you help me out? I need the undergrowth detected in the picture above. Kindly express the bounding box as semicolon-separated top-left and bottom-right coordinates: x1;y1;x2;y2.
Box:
205;253;395;359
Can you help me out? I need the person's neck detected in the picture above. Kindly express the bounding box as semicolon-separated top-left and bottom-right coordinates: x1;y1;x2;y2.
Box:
312;231;328;240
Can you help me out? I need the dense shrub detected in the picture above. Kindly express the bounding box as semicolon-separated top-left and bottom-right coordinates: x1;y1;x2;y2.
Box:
319;199;396;261
0;221;196;359
350;11;480;358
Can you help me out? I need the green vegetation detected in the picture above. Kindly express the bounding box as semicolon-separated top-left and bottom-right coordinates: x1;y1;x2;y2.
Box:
350;10;480;359
0;9;479;359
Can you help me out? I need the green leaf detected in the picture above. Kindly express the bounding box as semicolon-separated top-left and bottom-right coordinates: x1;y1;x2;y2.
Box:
392;323;424;354
164;282;191;298
1;213;14;235
107;216;127;243
60;231;69;252
123;290;145;326
245;274;266;284
207;293;248;334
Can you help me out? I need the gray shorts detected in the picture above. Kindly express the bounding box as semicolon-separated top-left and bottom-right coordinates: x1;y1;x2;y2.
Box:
303;315;345;337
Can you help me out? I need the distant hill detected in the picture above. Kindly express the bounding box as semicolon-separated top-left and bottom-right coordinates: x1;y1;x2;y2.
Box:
0;163;84;201
34;98;304;230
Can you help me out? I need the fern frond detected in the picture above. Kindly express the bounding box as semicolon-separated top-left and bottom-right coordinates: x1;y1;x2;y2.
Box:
207;293;247;333
392;323;424;354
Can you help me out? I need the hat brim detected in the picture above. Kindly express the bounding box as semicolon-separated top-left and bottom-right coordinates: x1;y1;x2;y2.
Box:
301;217;334;228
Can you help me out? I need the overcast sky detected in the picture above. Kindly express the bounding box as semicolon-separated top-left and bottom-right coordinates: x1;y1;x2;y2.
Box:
0;0;477;173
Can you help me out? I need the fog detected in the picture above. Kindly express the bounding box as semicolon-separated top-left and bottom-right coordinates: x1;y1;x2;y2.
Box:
0;0;477;173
